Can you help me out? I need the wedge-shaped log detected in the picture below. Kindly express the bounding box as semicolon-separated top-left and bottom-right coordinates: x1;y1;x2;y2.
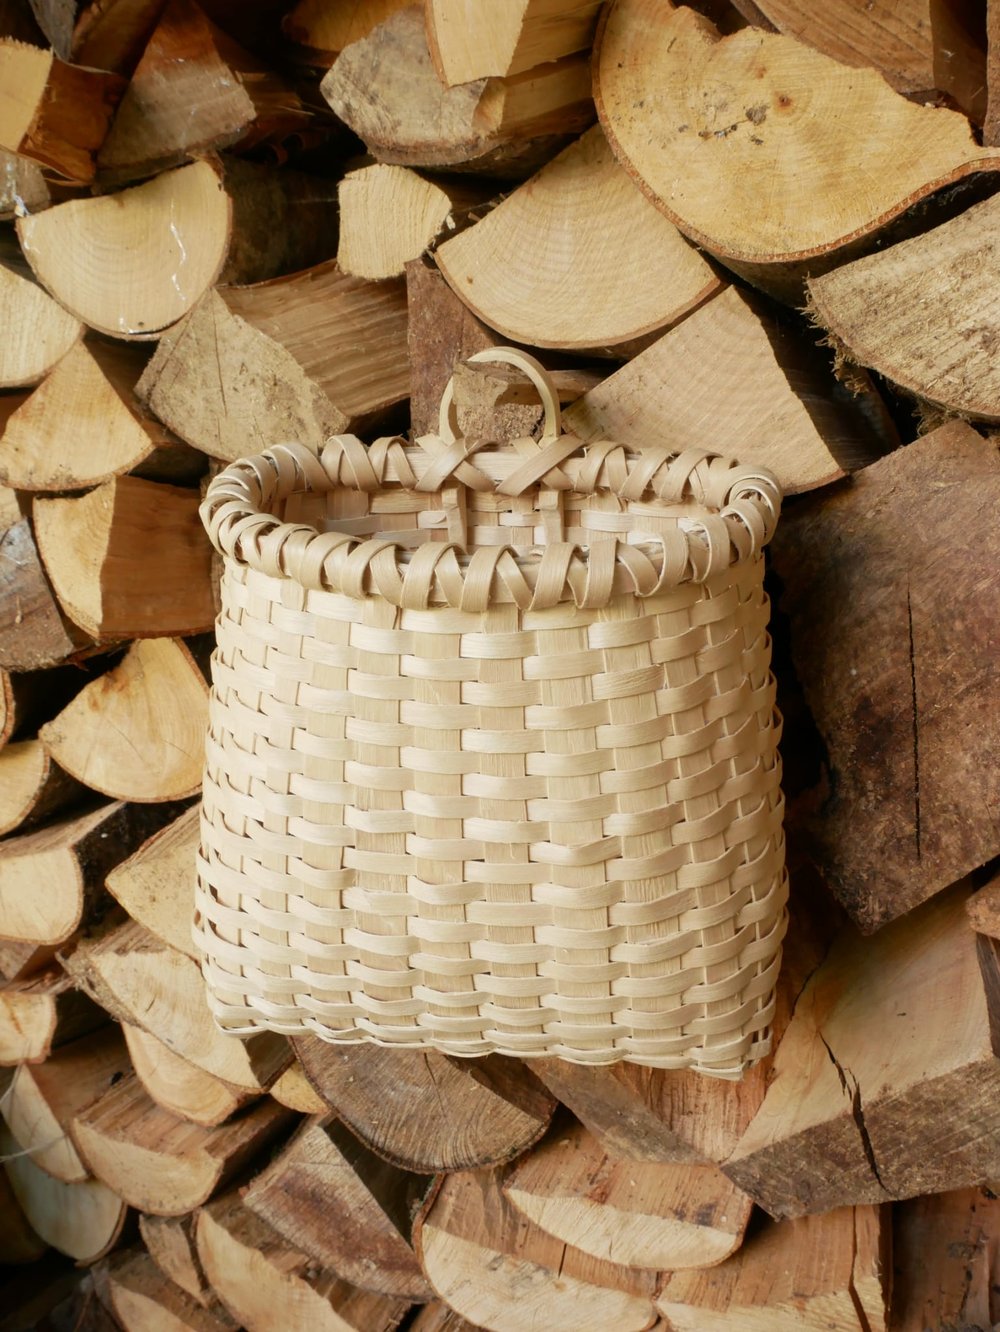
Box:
0;937;66;984
107;1250;237;1332
39;639;208;802
891;1186;1000;1331
656;1204;889;1330
244;1115;435;1300
725;886;1000;1216
140;1213;216;1309
98;0;309;183
426;0;603;84
0;485;85;670
124;1023;257;1127
967;873;1000;941
34;477;215;641
106;803;200;959
282;0;409;64
504;1116;751;1270
2;1121;127;1262
137;265;409;460
0;241;82;388
294;1037;556;1172
0;1167;47;1263
2;1025;130;1182
436;124;719;353
196;1192;412;1332
71;0;173;72
0;341;202;491
408;1306;481;1332
0;38;125;181
808;192;1000;422
0;740;85;838
0;965;104;1065
322;6;594;176
71;1074;294;1216
0;800;179;946
414;1167;658;1331
595;1;1000;295
66;917;289;1091
771;422;1000;930
269;1060;326;1114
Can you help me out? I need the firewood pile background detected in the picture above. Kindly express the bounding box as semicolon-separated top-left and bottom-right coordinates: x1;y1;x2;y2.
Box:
1;0;999;1328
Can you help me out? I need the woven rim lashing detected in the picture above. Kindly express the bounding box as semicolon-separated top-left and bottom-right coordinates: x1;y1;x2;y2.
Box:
196;358;787;1077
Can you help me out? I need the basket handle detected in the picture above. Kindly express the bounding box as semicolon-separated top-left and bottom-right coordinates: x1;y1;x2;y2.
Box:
437;346;562;445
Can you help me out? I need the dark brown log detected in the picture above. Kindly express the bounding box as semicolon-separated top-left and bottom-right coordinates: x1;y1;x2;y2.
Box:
967;872;1000;941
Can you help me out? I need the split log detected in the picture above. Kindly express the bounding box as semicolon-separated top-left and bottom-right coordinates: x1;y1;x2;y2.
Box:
408;1306;481;1332
321;6;594;176
137;265;409;460
0;38;125;181
414;1167;658;1332
0;659;87;745
140;1213;215;1308
562;283;885;494
196;1191;412;1332
71;0;170;73
97;0;310;184
655;1204;889;1330
1;1122;127;1262
281;0;409;65
503;1116;752;1270
107;1250;237;1332
750;0;987;122
0;740;85;837
435;124;720;353
594;0;1000;296
426;0;603;84
966;873;1000;941
17;157;337;339
25;0;78;55
71;1073;294;1215
0;340;203;491
0;147;49;220
988;1;1000;145
0;965;104;1065
106;803;200;959
771;421;1000;930
123;1023;257;1126
808;192;1000;422
0;800;181;946
0;1167;48;1263
891;1186;1000;1331
34;476;215;640
293;1037;556;1172
65;917;290;1091
269;1060;327;1114
0;485;85;671
337;164;488;281
0;938;66;984
38;639;208;802
1;1025;130;1182
0;239;83;388
725;885;1000;1216
243;1114;435;1300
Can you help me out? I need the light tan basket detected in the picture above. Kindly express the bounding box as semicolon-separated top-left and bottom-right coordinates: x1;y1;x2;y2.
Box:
196;348;787;1078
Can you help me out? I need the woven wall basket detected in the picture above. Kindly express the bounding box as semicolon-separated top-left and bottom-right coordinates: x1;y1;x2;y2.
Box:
197;348;788;1079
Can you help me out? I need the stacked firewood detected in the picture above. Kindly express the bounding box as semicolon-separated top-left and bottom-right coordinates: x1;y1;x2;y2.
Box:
1;0;1000;1328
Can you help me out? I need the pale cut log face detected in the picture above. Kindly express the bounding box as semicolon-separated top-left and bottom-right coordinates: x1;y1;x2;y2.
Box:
595;0;999;264
0;260;83;389
0;41;50;149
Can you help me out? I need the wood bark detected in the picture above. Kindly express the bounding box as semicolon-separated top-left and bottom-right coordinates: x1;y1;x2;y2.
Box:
71;1073;294;1216
65;917;290;1091
97;0;310;184
196;1191;412;1332
0;340;203;491
0;239;83;388
594;0;1000;296
1;1025;130;1182
503;1115;752;1270
0;486;86;671
321;6;594;176
414;1167;658;1331
435;124;720;353
105;803;200;959
655;1204;889;1330
966;872;1000;941
293;1037;556;1172
136;265;409;460
808;192;1000;422
107;1250;237;1332
988;0;1000;145
0;799;181;946
890;1186;1000;1331
71;0;170;73
0;38;125;182
725;885;1000;1216
426;0;603;84
123;1023;257;1126
39;639;208;802
243;1114;435;1300
770;421;1000;930
139;1212;216;1308
0;965;104;1066
2;1121;127;1262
